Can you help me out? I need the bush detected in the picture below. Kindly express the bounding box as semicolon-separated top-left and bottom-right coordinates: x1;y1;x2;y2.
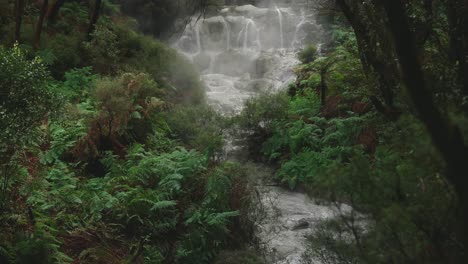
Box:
0;45;60;154
298;44;317;64
238;92;289;132
165;104;226;155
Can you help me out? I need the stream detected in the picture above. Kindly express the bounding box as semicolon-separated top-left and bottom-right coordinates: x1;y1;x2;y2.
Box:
174;1;345;263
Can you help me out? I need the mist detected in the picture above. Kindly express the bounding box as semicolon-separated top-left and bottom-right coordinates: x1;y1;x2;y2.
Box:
173;0;323;113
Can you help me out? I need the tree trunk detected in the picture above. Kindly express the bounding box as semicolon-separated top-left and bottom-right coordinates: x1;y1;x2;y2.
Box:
448;0;468;96
47;0;66;24
87;0;102;37
34;0;49;50
320;68;327;107
14;0;25;43
462;0;468;95
381;1;468;260
336;0;398;115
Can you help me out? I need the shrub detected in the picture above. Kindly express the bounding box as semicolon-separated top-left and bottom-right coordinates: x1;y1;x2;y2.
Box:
238;92;289;132
0;45;60;156
298;44;318;64
82;24;120;74
165;104;226;155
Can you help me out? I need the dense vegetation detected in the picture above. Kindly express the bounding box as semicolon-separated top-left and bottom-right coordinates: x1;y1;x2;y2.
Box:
0;0;258;263
237;0;468;263
1;0;468;263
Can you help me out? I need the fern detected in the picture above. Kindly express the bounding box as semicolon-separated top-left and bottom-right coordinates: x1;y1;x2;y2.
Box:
40;121;87;165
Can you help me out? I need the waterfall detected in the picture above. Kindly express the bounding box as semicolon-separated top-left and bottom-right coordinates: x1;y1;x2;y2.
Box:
208;52;216;74
244;19;256;50
255;28;262;50
291;9;306;49
236;19;253;50
174;3;329;263
275;6;284;49
174;4;322;112
221;18;231;49
195;22;202;54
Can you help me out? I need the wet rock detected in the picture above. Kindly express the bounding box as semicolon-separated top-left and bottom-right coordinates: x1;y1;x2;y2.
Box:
199;16;230;50
253;53;279;78
244;78;274;92
232;5;269;18
291;219;310;230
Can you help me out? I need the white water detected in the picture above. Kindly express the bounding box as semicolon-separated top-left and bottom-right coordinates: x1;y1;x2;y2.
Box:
275;6;284;49
175;2;323;113
174;2;338;263
291;9;306;49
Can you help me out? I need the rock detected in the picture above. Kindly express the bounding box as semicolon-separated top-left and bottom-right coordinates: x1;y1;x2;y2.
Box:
199;16;230;51
253;53;279;78
232;5;269;18
244;78;274;92
291;219;310;230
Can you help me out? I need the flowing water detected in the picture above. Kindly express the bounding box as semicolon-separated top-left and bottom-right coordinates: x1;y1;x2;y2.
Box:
175;1;344;263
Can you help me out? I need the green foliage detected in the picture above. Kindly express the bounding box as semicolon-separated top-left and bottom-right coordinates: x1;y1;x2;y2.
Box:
238;91;290;132
43;33;82;77
83;25;120;73
213;250;265;264
0;45;60;150
0;1;247;263
165;104;226;155
62;67;98;101
258;18;463;261
301;116;458;263
288;90;321;117
298;44;318;64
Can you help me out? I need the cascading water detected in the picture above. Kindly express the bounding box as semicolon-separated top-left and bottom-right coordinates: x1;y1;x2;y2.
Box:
221;18;231;50
275;6;284;49
291;9;306;49
175;1;323;113
174;1;342;263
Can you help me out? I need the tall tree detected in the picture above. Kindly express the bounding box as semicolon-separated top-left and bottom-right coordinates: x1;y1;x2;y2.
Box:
380;1;468;260
14;0;25;43
46;0;66;24
447;0;468;96
87;0;102;37
34;0;49;49
336;0;400;119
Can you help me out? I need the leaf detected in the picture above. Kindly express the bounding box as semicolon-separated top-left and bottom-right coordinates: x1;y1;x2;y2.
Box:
131;111;142;119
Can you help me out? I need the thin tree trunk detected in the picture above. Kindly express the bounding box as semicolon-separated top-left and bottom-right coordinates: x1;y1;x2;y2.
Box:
47;0;66;24
87;0;102;37
462;0;468;95
320;69;327;107
336;0;398;115
14;0;25;43
34;0;49;50
381;1;468;261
